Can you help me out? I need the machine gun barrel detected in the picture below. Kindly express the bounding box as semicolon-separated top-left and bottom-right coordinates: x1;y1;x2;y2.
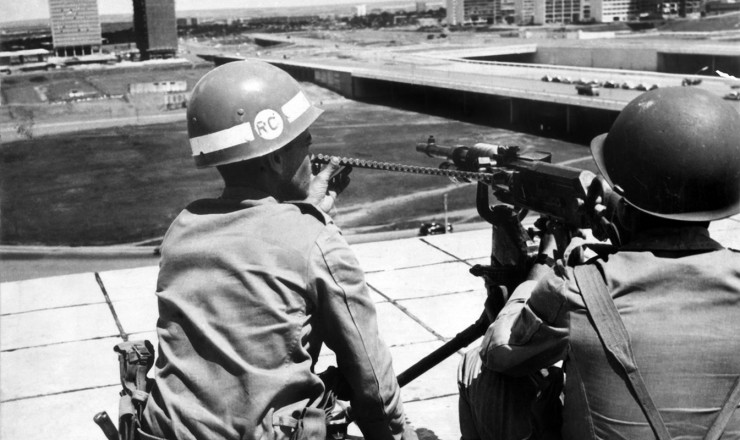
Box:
417;137;597;229
416;139;552;170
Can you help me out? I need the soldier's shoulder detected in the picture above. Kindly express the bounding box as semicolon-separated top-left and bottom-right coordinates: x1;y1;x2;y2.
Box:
285;202;329;226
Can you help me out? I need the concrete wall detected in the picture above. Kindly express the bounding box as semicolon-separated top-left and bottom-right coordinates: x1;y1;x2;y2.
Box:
313;69;353;97
128;80;187;94
534;46;658;71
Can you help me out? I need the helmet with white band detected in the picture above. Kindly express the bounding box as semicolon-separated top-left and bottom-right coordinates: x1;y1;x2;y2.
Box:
187;60;323;168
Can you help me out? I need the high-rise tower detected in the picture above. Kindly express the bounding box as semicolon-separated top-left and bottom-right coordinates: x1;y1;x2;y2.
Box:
48;0;102;57
132;0;178;60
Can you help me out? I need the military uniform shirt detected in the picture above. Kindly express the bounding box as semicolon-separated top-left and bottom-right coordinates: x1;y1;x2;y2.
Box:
143;189;406;440
481;227;740;439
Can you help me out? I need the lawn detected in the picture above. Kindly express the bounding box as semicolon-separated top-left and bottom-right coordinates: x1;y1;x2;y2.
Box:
1;82;590;246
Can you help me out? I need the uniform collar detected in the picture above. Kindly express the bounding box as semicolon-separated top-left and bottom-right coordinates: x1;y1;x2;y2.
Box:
619;226;724;252
221;186;276;205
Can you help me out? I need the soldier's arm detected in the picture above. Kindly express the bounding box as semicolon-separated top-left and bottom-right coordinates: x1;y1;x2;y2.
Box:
309;226;407;440
480;271;571;376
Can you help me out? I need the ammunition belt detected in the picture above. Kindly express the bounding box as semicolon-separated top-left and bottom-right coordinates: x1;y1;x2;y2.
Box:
312;154;494;183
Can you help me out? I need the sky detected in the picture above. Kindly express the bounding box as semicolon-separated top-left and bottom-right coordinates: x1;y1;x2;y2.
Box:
1;0;405;23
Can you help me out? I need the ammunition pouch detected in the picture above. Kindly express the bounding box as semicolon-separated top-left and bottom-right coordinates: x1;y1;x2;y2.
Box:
115;340;155;440
291;407;328;440
278;367;350;440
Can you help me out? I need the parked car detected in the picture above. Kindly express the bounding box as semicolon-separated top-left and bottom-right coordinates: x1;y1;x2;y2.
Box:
419;222;453;236
541;74;554;82
621;81;638;90
602;80;620;89
635;83;659;91
575;78;601;86
682;77;702;86
723;91;740;101
576;84;600;96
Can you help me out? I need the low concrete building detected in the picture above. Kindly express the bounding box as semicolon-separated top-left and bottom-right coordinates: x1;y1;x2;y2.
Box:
0;49;51;73
127;80;187;95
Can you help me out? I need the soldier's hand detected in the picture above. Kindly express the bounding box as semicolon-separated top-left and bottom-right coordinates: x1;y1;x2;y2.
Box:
307;156;351;215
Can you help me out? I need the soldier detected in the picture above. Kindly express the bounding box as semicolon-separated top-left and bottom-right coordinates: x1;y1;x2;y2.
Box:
141;60;413;440
458;87;740;439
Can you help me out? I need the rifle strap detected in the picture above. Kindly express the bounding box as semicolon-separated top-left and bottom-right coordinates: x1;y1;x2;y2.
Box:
573;265;672;440
703;375;740;440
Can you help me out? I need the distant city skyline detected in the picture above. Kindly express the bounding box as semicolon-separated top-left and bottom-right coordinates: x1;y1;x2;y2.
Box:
1;0;417;23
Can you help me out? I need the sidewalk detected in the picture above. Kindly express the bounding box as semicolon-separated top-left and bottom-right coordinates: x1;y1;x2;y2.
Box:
2;216;739;440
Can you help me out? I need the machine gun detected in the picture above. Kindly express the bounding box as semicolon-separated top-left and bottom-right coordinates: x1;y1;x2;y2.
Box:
312;135;621;386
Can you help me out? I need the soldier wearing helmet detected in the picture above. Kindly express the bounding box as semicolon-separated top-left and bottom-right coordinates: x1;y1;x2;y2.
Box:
458;87;740;440
141;60;414;440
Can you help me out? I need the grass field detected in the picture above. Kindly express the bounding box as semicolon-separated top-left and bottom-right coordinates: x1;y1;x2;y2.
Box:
0;90;591;246
1;59;594;247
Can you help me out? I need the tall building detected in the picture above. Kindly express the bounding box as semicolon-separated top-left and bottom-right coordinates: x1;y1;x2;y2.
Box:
590;0;638;21
538;0;583;23
48;0;102;57
446;0;686;23
513;0;537;23
466;0;496;23
133;0;178;60
446;0;465;24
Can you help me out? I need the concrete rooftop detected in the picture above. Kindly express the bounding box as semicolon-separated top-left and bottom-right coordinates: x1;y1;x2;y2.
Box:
2;215;740;440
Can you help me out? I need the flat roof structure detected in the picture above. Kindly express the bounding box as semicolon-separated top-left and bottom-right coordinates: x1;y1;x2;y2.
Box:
2;215;740;440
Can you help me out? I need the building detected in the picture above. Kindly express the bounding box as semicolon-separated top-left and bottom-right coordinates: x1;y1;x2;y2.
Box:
705;0;740;14
447;0;696;24
588;0;636;20
355;4;367;16
128;80;187;95
133;0;178;60
0;49;51;74
465;0;496;23
446;0;466;24
48;0;102;57
513;0;537;23
535;0;584;23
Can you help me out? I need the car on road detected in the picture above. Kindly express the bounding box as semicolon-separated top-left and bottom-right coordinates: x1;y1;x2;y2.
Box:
575;78;601;86
723;91;740;101
576;84;600;96
635;83;659;91
419;222;453;236
682;78;702;86
621;81;638;90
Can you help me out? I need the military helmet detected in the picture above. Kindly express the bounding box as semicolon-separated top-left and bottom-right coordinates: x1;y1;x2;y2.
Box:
590;87;740;221
187;60;323;168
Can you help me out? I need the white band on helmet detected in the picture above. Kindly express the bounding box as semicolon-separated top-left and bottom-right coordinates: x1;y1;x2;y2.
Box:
190;122;256;156
190;91;311;157
281;91;311;123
